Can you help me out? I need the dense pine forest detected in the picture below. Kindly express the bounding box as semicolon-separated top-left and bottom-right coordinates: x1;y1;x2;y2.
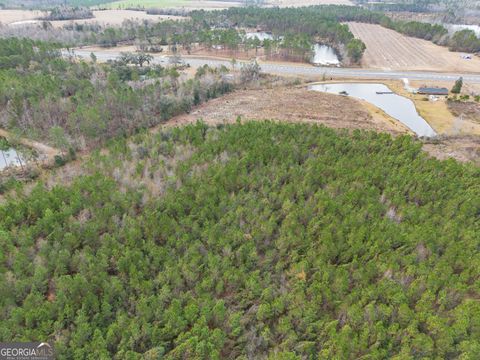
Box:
1;122;479;358
1;3;480;358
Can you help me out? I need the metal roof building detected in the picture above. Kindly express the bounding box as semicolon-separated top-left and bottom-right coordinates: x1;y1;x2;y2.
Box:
417;87;449;95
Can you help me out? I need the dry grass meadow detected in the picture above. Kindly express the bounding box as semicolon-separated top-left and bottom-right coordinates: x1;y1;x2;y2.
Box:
0;9;186;27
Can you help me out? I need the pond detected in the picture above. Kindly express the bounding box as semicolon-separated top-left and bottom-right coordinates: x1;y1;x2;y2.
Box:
0;147;25;170
309;83;437;137
445;24;480;37
311;44;340;66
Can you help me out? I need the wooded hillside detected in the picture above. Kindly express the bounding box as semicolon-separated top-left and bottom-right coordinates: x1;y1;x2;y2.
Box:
1;122;479;358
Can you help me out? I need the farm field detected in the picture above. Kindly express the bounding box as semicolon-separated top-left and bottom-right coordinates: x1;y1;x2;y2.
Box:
0;9;186;27
269;0;353;5
102;0;351;9
102;0;241;9
51;9;186;26
348;22;480;73
0;10;43;24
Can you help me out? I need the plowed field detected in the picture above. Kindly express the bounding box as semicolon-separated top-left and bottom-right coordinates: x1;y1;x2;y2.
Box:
348;22;480;73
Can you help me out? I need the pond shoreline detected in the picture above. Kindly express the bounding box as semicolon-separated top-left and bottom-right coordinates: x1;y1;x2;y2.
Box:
0;129;60;173
308;81;437;137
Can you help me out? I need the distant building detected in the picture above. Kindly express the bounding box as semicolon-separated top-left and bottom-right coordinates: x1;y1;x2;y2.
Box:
417;87;449;96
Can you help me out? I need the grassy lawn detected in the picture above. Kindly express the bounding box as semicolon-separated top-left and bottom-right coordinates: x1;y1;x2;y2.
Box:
101;0;190;8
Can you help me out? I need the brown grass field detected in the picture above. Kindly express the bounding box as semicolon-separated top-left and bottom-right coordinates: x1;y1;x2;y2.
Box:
0;10;43;24
0;9;185;27
168;85;479;163
348;22;480;73
169;87;408;134
269;0;353;5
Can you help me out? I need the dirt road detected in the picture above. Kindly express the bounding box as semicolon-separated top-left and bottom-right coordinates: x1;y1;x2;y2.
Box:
348;22;480;73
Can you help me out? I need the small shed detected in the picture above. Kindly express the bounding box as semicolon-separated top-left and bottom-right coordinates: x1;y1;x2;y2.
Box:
417;87;449;96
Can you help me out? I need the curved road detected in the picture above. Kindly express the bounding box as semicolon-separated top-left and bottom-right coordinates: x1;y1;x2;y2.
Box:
71;50;480;83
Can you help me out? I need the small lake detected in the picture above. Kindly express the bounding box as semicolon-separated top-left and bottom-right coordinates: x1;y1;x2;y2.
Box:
311;44;340;66
309;83;437;137
445;24;480;37
245;32;274;42
0;148;25;170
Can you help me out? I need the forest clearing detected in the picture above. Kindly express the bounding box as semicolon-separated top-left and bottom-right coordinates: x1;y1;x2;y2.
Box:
168;86;407;134
167;84;480;163
348;22;480;73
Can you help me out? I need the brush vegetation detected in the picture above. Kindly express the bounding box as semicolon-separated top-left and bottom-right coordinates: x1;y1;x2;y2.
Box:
0;122;479;359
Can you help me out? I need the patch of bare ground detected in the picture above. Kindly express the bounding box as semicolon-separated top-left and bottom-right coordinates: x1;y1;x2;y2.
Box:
422;135;480;164
448;101;480;125
168;87;408;134
348;22;480;73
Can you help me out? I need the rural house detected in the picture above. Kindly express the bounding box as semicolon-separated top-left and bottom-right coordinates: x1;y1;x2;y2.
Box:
417;87;449;95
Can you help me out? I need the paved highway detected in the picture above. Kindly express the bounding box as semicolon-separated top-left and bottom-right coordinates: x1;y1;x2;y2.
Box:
70;50;480;83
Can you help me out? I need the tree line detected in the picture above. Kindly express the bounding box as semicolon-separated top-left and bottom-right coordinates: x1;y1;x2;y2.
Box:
190;6;371;63
0;6;372;64
0;38;244;152
39;6;94;21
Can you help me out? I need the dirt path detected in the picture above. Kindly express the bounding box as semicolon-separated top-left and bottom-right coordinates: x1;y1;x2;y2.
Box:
348;22;480;73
